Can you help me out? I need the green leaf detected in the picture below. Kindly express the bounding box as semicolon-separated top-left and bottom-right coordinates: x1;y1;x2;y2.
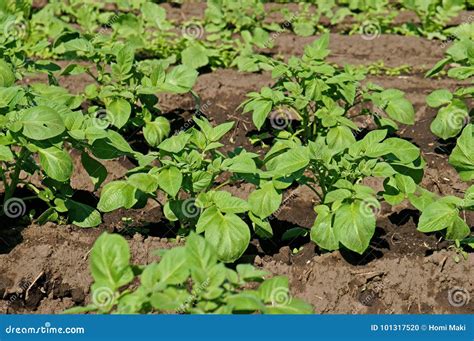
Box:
304;33;330;59
258;276;289;304
394;174;416;194
248;182;282;218
107;98;131;129
368;138;420;163
128;173;158;193
157;166;182;197
266;146;309;178
417;201;468;240
97;181;138;212
90;233;134;289
252;100;272;130
227;293;265;312
186;233;217;275
0;145;13;161
143;117;170;147
155;247;189;285
385;97;415;125
196;207;250;262
311;205;338;251
264;298;313;314
327;125;356;152
449;124;474;181
21;106;65;140
65;199;101;228
38;147;73;182
112;45;134;81
430;101;469;139
182;44;209;69
158;133;190;153
81;153;107;190
426;89;453;108
163;65;198;93
0;59;16;87
211;191;250;214
333;201;376;254
446;216;470;240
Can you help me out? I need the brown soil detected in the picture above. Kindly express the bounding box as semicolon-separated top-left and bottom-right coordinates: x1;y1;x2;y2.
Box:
1;23;472;314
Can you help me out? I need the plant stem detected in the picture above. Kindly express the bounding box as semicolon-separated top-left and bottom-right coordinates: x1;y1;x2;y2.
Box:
305;183;323;202
4;148;29;203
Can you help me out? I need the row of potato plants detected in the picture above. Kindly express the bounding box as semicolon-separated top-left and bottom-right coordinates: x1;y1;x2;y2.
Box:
2;31;472;255
416;30;473;249
1;0;471;79
1;2;472;314
68;32;473;313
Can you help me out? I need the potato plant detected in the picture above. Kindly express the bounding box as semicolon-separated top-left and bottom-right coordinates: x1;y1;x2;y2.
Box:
241;34;415;143
97;117;261;262
426;37;473;141
67;232;313;314
0;60;119;227
242;129;424;254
